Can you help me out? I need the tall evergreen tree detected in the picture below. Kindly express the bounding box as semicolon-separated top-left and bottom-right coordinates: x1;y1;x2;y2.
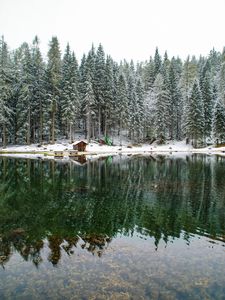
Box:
16;43;34;144
152;73;170;142
104;55;114;136
31;36;46;143
199;64;213;139
183;80;205;147
116;71;128;143
142;57;155;91
168;58;182;139
94;44;105;137
46;36;61;144
212;99;225;144
218;62;225;106
61;44;80;142
153;47;162;79
0;36;12;147
83;73;95;142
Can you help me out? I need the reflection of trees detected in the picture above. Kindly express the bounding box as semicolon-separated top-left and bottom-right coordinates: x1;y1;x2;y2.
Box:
0;155;225;267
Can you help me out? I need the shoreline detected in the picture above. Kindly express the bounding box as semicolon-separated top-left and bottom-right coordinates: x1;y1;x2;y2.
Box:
0;141;224;160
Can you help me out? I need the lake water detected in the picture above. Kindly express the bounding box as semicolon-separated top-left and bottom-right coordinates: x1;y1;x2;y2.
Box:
0;154;225;299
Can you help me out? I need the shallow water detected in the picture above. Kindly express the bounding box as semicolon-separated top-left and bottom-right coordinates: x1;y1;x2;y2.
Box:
0;154;225;299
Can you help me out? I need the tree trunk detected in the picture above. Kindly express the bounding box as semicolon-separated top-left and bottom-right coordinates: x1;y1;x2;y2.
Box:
98;106;101;138
39;105;43;144
104;118;107;137
27;107;31;145
69;122;72;143
3;123;6;148
87;109;91;143
51;111;55;144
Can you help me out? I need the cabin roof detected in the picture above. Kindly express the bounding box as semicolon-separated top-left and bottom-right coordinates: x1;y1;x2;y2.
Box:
73;140;88;145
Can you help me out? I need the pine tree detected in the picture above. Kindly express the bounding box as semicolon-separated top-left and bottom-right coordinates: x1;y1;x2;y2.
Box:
0;36;13;148
94;44;105;137
31;36;46;143
142;57;155;91
104;55;114;136
127;66;141;141
83;73;95;142
199;63;213;140
116;71;128;143
61;44;80;142
46;37;61;143
16;42;33;144
218;62;225;106
168;58;182;140
212;99;225;144
152;73;170;142
135;76;145;140
153;47;162;79
80;46;97;138
183;80;205;147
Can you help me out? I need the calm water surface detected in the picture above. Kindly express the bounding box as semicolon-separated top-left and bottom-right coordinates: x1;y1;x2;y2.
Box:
0;154;225;299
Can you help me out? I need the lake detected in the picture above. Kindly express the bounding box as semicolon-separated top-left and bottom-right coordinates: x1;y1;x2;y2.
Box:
0;154;225;299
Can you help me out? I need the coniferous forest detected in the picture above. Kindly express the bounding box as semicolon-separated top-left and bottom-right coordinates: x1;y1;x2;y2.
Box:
0;36;225;147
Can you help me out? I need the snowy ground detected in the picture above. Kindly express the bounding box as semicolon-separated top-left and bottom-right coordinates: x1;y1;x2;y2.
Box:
0;140;224;160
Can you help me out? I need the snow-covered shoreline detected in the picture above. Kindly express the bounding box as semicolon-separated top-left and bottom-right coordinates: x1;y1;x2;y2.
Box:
0;140;225;160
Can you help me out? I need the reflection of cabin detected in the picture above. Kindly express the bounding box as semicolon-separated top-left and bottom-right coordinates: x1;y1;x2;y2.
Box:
71;155;87;165
73;141;87;152
54;151;64;158
68;150;78;157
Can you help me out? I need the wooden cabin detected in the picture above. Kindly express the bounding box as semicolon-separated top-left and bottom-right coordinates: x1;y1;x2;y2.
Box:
73;141;88;152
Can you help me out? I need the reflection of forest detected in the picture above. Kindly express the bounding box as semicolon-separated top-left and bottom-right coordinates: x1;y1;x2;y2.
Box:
0;155;225;267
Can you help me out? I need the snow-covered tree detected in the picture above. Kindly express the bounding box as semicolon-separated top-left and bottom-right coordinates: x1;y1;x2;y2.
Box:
0;36;13;147
168;58;182;140
218;62;225;106
199;63;213;139
61;44;80;142
153;47;162;79
94;44;105;137
16;43;34;144
31;36;46;143
152;73;170;142
46;36;61;144
183;80;205;147
212;99;225;144
116;71;128;143
103;55;114;136
83;73;95;142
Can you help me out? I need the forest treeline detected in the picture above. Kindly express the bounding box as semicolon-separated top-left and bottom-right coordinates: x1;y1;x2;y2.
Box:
0;36;225;147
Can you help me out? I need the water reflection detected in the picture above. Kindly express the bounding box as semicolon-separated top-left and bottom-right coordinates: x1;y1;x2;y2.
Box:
0;154;225;269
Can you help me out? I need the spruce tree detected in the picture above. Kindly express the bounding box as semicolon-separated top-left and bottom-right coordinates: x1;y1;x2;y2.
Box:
104;55;114;136
31;36;46;143
116;71;128;143
183;80;205;147
168;58;182;140
46;36;61;144
94;44;105;137
61;44;80;142
17;42;33;144
83;73;95;142
152;73;170;142
212;99;225;144
153;47;162;79
0;36;13;148
199;64;213;140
